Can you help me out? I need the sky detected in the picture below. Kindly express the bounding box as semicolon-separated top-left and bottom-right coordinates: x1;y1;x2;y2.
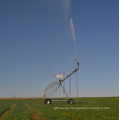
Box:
0;0;119;98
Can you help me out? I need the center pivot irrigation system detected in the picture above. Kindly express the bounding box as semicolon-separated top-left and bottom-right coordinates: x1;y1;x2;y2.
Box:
43;59;79;104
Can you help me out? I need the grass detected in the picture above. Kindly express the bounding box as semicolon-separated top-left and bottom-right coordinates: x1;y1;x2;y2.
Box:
0;97;119;120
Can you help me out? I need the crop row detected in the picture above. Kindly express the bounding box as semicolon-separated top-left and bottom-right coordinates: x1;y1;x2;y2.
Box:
3;100;30;120
0;97;119;120
0;99;16;116
25;98;119;120
25;99;72;120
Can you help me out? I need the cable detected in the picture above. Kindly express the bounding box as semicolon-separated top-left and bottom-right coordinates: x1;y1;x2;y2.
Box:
69;76;71;97
63;81;65;97
76;71;78;101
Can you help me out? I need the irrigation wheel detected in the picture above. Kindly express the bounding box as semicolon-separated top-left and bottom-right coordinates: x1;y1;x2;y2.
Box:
45;98;51;104
68;99;74;104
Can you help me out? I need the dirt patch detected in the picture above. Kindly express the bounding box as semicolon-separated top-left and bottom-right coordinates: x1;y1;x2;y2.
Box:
30;114;40;120
25;104;40;120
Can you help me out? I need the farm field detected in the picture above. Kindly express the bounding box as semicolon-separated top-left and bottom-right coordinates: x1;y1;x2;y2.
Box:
0;97;119;120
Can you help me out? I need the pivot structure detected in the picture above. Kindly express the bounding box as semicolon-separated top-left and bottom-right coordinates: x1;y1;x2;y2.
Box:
44;61;79;104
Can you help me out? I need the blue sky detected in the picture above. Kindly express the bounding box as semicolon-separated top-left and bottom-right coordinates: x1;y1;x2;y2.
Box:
0;0;118;98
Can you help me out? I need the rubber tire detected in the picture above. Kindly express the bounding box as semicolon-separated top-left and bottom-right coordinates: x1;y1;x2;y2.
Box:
45;98;51;104
68;99;74;104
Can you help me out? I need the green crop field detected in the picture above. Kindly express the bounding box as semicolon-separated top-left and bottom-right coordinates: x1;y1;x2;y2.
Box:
0;97;119;120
